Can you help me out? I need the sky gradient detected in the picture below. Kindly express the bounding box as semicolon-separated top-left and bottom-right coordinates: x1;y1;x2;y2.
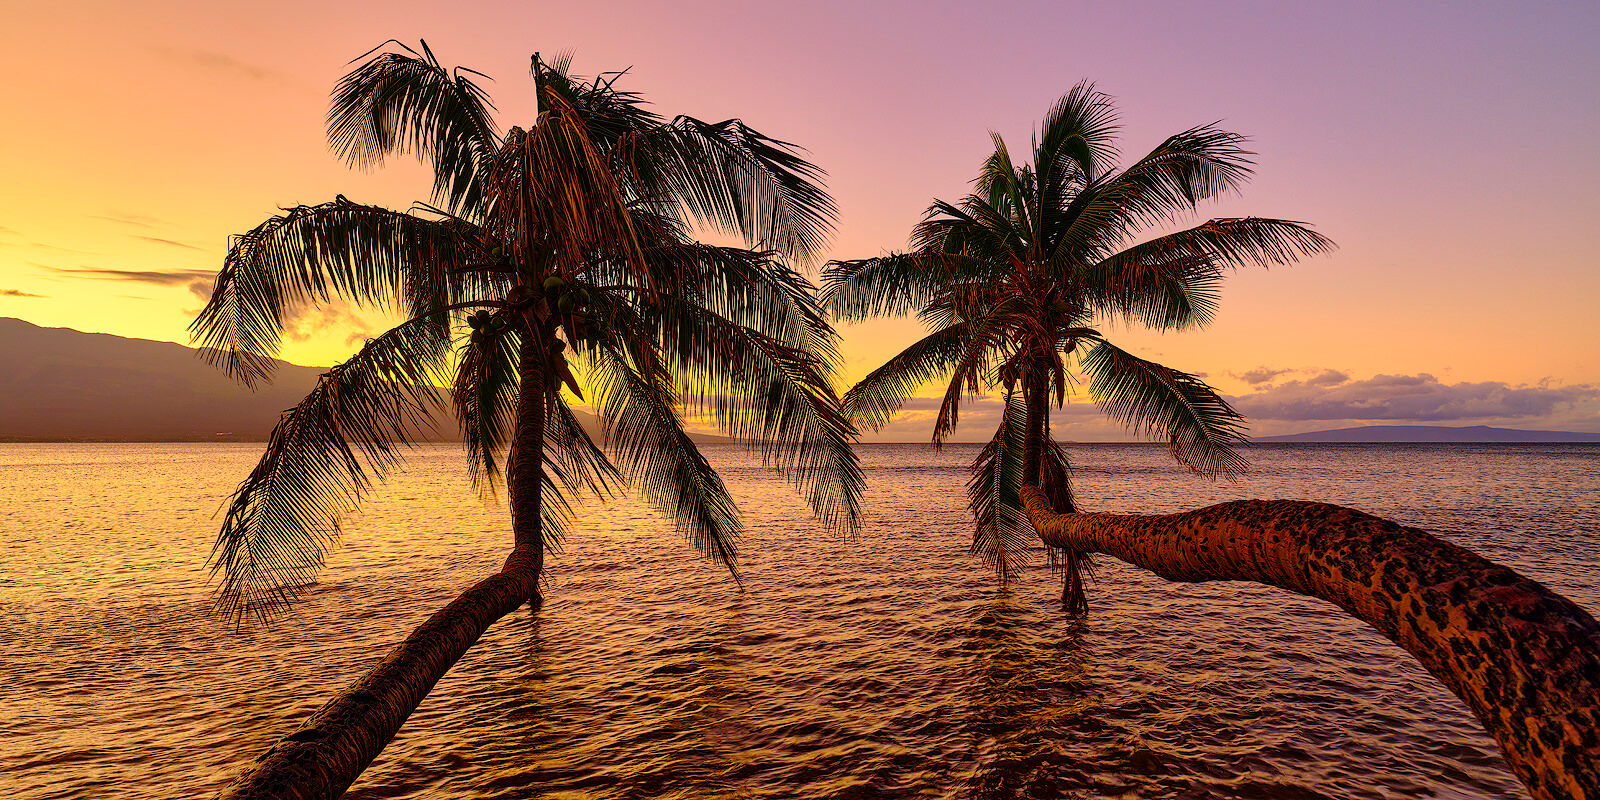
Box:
3;0;1597;439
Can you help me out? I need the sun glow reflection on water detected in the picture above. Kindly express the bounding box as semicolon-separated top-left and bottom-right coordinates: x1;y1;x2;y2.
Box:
0;443;1595;799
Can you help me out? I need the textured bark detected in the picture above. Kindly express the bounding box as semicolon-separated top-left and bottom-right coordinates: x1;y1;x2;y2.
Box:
218;333;554;800
506;333;548;609
1021;486;1600;800
216;558;539;800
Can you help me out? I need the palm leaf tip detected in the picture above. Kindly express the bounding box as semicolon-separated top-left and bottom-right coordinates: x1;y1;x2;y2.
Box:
1081;340;1247;479
207;316;449;623
966;392;1033;581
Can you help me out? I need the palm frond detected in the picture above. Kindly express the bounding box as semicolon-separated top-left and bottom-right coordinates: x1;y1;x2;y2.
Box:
1033;81;1121;187
451;318;522;497
966;391;1032;580
544;394;619;506
1054;124;1256;261
208;315;451;624
1079;339;1248;478
190;199;477;386
484;95;645;278
932;308;1008;445
603;285;862;535
656;116;835;264
617;242;835;360
820;252;996;322
587;343;743;578
841;322;970;431
1083;217;1334;330
329;40;499;217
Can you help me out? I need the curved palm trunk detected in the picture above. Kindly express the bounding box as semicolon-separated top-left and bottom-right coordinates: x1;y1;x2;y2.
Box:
1020;368;1088;614
218;339;551;800
1020;485;1600;800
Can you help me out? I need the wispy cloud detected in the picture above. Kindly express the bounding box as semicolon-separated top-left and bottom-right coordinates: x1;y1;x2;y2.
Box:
154;46;294;85
43;266;216;299
283;301;374;347
92;214;163;229
2;289;46;298
1233;367;1294;385
137;235;204;251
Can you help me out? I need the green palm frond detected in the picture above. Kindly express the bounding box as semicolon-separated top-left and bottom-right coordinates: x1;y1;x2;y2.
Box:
976;132;1025;221
544;394;619;505
1033;80;1121;187
621;242;835;358
1055;125;1256;262
536;397;620;550
208;315;452;624
587;343;743;578
451;318;522;496
1080;339;1248;478
190;199;476;386
821;252;995;323
841;322;970;431
932;308;1009;445
656;116;836;264
616;289;862;534
328;40;499;217
1083;217;1334;330
966;391;1032;580
924;195;1030;261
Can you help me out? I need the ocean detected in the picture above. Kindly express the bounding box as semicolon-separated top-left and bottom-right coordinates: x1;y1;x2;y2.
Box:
1;442;1596;799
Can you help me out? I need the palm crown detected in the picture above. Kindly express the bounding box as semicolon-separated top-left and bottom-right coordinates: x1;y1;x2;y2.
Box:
822;82;1333;601
193;42;863;622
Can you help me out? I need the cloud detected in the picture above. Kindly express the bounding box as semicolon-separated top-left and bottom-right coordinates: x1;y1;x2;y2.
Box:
155;46;293;85
283;301;374;347
1231;373;1599;422
1306;369;1349;387
2;289;45;298
92;214;162;229
43;266;216;299
137;235;204;251
1233;367;1293;385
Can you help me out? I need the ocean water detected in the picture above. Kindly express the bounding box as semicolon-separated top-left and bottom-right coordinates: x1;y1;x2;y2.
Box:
1;442;1596;800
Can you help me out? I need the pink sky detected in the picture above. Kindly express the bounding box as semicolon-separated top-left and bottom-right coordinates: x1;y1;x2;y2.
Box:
3;0;1597;439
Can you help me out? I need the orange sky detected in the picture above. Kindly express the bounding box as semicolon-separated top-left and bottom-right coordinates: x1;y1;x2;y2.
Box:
3;0;1597;439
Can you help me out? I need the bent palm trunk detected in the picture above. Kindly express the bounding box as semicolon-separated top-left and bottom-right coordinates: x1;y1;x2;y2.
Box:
1020;486;1599;800
217;555;540;800
220;344;552;800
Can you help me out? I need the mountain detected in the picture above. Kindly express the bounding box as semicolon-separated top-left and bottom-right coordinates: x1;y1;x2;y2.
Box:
0;317;733;445
1253;425;1600;443
1;317;344;441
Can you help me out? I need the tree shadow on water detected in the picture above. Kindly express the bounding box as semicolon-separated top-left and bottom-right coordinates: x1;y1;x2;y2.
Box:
954;591;1107;799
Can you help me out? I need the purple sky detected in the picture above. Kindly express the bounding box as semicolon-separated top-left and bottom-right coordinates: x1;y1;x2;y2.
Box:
2;0;1597;438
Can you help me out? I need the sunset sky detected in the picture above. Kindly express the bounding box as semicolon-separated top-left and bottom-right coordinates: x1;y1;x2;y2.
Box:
3;0;1597;439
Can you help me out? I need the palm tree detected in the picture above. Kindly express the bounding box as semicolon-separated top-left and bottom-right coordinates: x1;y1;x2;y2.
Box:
193;42;862;799
821;82;1332;613
1018;490;1600;800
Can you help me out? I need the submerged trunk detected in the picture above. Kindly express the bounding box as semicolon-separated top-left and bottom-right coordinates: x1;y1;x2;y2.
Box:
1020;486;1600;800
217;338;552;800
1020;367;1087;613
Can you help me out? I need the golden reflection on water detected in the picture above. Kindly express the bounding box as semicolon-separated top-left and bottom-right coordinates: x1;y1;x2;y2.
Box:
5;443;1596;798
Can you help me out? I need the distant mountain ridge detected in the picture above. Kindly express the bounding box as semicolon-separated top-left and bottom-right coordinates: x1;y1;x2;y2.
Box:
1253;424;1600;443
0;317;337;441
0;317;734;444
